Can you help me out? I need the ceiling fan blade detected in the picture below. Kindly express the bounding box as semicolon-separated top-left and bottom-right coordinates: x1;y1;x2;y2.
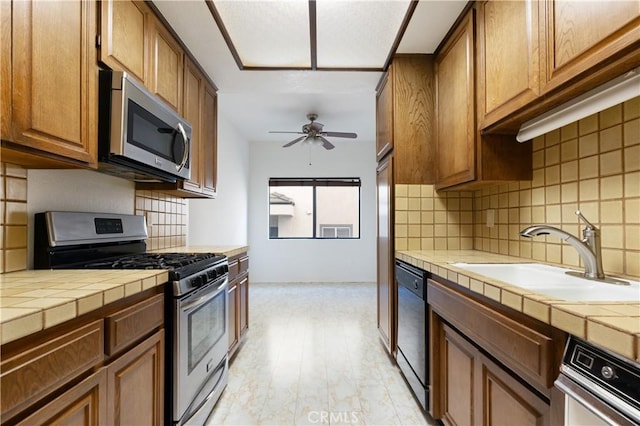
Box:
323;131;357;139
283;135;307;147
318;136;335;150
269;131;305;134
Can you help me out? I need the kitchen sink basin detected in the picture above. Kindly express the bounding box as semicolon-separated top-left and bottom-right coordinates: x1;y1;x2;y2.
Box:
450;263;640;302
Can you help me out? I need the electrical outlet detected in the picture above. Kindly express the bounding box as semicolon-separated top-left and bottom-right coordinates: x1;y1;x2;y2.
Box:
486;209;495;227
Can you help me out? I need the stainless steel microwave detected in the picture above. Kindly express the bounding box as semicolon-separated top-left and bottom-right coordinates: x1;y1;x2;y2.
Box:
98;70;192;183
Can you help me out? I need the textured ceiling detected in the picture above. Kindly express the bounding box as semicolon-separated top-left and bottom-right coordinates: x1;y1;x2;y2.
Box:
152;0;467;145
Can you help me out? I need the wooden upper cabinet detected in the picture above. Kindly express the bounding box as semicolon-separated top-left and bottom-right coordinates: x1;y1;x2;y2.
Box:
99;0;149;84
477;0;541;128
544;0;640;92
435;11;476;189
182;58;204;193
3;0;97;167
148;15;183;112
376;71;393;161
376;55;435;185
202;84;218;196
137;60;218;198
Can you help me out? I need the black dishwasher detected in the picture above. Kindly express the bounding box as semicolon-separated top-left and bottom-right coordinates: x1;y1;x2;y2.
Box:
395;260;428;411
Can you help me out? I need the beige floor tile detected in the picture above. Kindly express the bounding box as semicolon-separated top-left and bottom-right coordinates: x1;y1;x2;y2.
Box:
206;283;436;426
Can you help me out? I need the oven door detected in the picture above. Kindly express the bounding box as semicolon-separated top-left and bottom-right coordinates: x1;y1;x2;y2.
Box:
556;371;639;425
173;275;228;423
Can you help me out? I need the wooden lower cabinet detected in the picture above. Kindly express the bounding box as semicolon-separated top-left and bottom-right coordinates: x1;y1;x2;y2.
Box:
0;290;165;426
435;322;549;426
428;278;565;425
228;253;249;359
16;369;107;426
107;330;164;426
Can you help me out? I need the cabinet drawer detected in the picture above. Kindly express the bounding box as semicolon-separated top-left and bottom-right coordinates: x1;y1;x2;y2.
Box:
1;320;104;421
427;279;555;391
105;293;164;356
239;255;249;275
228;259;240;281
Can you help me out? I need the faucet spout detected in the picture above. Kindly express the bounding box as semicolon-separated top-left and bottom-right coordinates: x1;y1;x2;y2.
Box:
519;224;604;279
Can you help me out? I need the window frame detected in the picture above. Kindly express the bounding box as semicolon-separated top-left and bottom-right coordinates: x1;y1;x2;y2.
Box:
268;177;361;240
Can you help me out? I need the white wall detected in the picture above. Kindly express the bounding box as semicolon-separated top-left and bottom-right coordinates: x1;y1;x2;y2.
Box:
26;169;135;267
188;98;250;245
249;136;377;283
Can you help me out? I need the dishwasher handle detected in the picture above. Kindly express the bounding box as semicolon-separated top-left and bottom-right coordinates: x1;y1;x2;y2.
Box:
395;260;425;299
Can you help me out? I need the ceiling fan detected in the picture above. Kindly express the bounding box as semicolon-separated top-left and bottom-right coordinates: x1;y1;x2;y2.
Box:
269;113;357;150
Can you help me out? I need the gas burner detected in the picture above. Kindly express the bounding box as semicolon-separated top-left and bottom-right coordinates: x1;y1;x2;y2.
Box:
83;252;219;270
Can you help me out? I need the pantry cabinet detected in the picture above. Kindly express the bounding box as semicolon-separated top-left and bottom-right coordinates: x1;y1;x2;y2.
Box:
435;8;532;190
476;0;542;129
428;278;565;425
228;252;250;359
0;289;165;426
1;0;98;168
376;154;394;354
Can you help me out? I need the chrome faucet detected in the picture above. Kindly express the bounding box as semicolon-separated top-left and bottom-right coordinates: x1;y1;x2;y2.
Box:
520;211;605;280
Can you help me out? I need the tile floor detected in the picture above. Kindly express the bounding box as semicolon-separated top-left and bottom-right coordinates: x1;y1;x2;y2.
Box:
207;282;436;426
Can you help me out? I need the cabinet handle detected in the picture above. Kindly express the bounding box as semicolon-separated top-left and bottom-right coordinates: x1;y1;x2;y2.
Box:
176;122;189;172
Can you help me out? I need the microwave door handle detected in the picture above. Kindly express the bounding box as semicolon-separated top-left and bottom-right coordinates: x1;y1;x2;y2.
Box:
176;122;189;172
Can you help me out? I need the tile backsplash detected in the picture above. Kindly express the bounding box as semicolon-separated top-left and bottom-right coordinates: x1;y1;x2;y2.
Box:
0;163;187;273
134;190;188;251
474;98;639;279
396;97;640;280
1;164;28;273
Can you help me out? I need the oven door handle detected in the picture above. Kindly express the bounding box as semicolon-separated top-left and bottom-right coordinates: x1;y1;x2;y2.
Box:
182;280;227;313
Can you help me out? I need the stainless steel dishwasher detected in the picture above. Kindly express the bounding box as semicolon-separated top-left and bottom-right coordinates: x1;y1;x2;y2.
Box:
395;260;427;411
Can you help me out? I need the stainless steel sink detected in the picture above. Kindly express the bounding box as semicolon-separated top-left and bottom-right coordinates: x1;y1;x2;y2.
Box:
450;263;640;302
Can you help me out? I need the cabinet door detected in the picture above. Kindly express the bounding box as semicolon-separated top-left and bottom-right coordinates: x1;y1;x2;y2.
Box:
182;58;204;193
435;11;475;189
376;155;394;354
239;274;249;336
1;0;10;141
9;0;97;166
544;0;640;92
376;70;393;161
440;324;476;426
228;279;239;355
16;369;107;426
99;0;149;83
202;83;218;196
148;16;183;111
107;331;164;426
477;351;550;426
477;0;541;128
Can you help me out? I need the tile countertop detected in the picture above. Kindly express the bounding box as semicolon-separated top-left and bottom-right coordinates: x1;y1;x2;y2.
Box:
0;246;248;346
0;269;168;345
396;250;640;363
151;245;249;258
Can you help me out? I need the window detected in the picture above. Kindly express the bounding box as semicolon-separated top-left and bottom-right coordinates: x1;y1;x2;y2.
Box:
269;178;360;239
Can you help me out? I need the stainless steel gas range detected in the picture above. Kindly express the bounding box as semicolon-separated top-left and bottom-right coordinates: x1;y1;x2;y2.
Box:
34;211;229;425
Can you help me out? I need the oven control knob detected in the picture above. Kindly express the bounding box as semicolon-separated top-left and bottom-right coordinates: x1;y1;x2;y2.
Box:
190;276;201;287
601;365;615;380
199;273;208;285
